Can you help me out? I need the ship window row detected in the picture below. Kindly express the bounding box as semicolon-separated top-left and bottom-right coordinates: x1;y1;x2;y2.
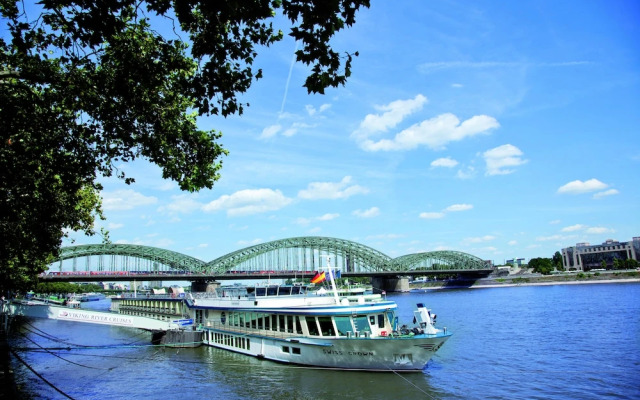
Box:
219;311;393;337
227;312;304;334
208;331;250;351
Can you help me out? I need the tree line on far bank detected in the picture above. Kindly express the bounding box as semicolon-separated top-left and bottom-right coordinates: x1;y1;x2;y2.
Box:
526;251;639;275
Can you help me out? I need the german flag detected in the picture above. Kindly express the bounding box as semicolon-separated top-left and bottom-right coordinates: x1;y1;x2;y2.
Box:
311;271;326;284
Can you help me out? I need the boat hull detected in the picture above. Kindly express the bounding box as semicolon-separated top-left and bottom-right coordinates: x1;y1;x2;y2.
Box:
202;328;450;371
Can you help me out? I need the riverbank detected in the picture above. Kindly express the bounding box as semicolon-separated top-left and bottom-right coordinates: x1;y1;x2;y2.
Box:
411;271;640;290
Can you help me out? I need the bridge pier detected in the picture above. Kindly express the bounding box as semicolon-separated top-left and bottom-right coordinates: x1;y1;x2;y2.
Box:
191;281;220;293
371;276;410;293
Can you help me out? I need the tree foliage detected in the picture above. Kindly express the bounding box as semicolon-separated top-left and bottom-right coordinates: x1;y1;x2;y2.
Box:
0;0;370;295
528;257;553;275
552;251;563;271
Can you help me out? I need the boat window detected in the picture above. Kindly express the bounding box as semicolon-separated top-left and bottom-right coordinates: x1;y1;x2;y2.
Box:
378;314;385;328
271;315;277;331
317;316;336;337
295;316;302;334
250;313;257;329
369;315;376;326
278;315;286;332
282;346;290;353
265;314;271;330
292;347;301;355
306;317;320;336
255;287;266;296
257;314;264;329
353;316;372;334
279;286;292;296
239;313;246;327
291;286;301;295
387;311;397;331
267;286;278;296
286;315;294;333
334;316;353;336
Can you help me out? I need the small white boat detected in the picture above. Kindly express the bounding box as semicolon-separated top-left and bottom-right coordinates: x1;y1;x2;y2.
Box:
65;299;81;309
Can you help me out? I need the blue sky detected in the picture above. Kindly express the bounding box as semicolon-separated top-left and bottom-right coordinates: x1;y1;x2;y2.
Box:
66;0;640;265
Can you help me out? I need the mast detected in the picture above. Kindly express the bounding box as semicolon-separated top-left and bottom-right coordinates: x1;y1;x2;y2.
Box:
326;257;340;304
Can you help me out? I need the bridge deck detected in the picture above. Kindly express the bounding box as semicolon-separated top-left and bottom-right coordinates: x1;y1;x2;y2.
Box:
40;269;495;282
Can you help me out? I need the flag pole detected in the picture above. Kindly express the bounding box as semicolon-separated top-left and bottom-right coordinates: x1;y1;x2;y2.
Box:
325;257;340;305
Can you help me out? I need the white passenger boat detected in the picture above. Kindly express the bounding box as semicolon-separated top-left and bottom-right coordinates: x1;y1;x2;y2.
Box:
76;293;105;302
188;272;451;371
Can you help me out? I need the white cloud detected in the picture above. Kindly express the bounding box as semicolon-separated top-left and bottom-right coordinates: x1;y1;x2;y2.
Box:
483;144;527;175
431;157;459;168
237;238;263;246
420;203;473;220
259;124;281;139
593;189;619;199
353;207;380;218
444;204;473;212
295;217;312;226
508;240;518;246
418;61;591;72
298;176;369;200
366;233;404;240
203;188;292;217
451;83;463;88
158;194;202;215
358;113;499;152
306;103;331;116
102;189;157;211
107;223;124;230
456;166;476;179
352;94;427;141
419;212;445;219
464;235;496;243
317;213;340;221
536;234;569;241
295;213;340;225
282;122;314;137
585;227;615;234
557;179;608;194
561;224;586;232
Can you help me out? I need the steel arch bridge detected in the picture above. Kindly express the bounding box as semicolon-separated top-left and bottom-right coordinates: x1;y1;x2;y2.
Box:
55;244;205;273
204;236;392;274
391;251;488;271
51;237;490;275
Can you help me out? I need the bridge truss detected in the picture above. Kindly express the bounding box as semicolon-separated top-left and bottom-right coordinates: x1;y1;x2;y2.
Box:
52;237;490;275
54;244;205;273
205;236;392;274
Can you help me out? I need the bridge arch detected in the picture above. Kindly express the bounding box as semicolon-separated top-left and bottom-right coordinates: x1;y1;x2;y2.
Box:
55;244;206;272
205;236;392;274
391;250;488;271
51;239;489;276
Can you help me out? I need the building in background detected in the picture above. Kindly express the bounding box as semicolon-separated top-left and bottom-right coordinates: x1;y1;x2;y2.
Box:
561;237;640;271
505;258;526;267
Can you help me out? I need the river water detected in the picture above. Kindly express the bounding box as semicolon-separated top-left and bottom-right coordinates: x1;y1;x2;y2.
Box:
9;282;640;399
